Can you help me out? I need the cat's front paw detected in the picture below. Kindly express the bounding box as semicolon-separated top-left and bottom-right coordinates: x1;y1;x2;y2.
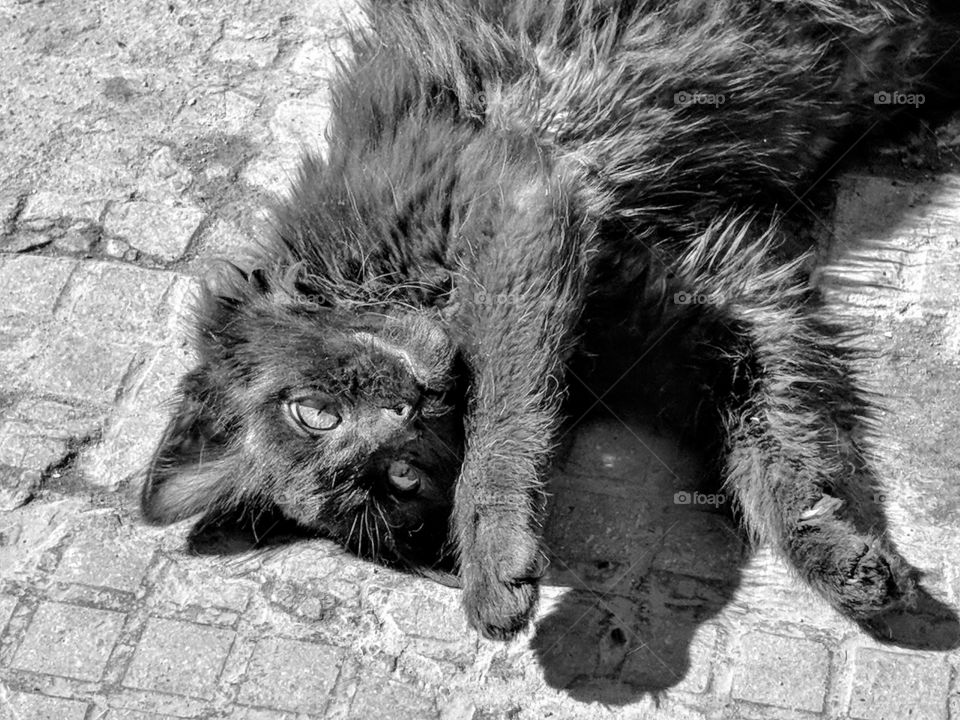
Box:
459;519;549;640
463;569;540;641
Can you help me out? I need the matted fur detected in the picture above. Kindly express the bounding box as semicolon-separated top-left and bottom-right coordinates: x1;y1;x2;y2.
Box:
142;0;959;639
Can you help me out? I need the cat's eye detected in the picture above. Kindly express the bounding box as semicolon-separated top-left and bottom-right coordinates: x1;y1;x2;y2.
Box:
286;399;341;432
385;403;413;420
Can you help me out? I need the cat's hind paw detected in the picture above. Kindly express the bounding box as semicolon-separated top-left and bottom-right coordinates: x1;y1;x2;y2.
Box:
811;536;918;619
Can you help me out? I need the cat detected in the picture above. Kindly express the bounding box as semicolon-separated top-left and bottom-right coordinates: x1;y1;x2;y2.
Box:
141;0;960;640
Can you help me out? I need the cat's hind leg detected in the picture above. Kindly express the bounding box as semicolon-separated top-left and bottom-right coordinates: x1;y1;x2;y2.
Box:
662;218;918;619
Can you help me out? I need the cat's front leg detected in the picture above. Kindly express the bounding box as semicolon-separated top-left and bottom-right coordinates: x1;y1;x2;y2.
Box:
453;380;558;640
451;283;577;638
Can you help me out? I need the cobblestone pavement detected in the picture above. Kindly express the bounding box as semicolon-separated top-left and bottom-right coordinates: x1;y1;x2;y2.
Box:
2;1;960;718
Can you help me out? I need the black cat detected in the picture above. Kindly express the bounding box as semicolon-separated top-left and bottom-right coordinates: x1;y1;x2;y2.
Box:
141;0;959;640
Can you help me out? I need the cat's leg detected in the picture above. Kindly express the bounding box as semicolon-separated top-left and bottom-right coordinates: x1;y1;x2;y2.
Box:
450;182;590;640
453;357;559;640
668;221;917;618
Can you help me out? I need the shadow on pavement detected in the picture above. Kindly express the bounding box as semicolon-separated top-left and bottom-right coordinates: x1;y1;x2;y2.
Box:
530;331;746;699
529;271;960;701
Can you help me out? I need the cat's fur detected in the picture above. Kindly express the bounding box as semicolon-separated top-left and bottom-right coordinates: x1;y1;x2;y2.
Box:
142;0;960;639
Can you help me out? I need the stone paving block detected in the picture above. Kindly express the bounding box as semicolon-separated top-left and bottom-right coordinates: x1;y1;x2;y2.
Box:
0;593;17;631
0;193;20;229
31;333;135;404
847;647;950;720
55;533;154;591
0;499;81;580
11;601;125;681
81;339;193;489
0;254;76;320
52;126;146;198
270;95;331;151
213;20;280;69
198;217;255;267
384;582;472;643
347;667;438;719
103;710;177;720
55;261;177;342
19;191;105;229
224;708;300;720
0;428;68;471
730;631;830;713
135;146;194;204
0;691;89;720
219;91;262;136
213;38;280;68
290;38;348;77
123;618;234;699
241;149;302;197
104;201;205;261
0;399;104;471
149;558;256;616
237;637;343;715
0;466;41;512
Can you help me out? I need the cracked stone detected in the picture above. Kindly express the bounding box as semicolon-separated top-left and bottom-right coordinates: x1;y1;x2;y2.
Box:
104;201;205;261
1;193;21;232
136;146;194;202
0;467;41;512
19;192;106;230
0;399;102;471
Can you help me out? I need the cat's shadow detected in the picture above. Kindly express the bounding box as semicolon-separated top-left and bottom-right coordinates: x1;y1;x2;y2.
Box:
533;397;745;699
533;396;960;703
528;167;960;700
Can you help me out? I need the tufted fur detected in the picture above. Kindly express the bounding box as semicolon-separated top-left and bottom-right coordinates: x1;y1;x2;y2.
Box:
142;0;959;639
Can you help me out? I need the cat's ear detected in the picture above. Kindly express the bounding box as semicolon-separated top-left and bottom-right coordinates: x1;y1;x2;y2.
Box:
141;368;235;524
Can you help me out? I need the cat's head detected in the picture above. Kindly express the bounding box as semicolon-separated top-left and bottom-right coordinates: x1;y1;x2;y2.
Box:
141;263;464;569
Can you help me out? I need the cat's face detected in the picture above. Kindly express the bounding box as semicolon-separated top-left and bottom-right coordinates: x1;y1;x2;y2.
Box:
141;266;464;569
